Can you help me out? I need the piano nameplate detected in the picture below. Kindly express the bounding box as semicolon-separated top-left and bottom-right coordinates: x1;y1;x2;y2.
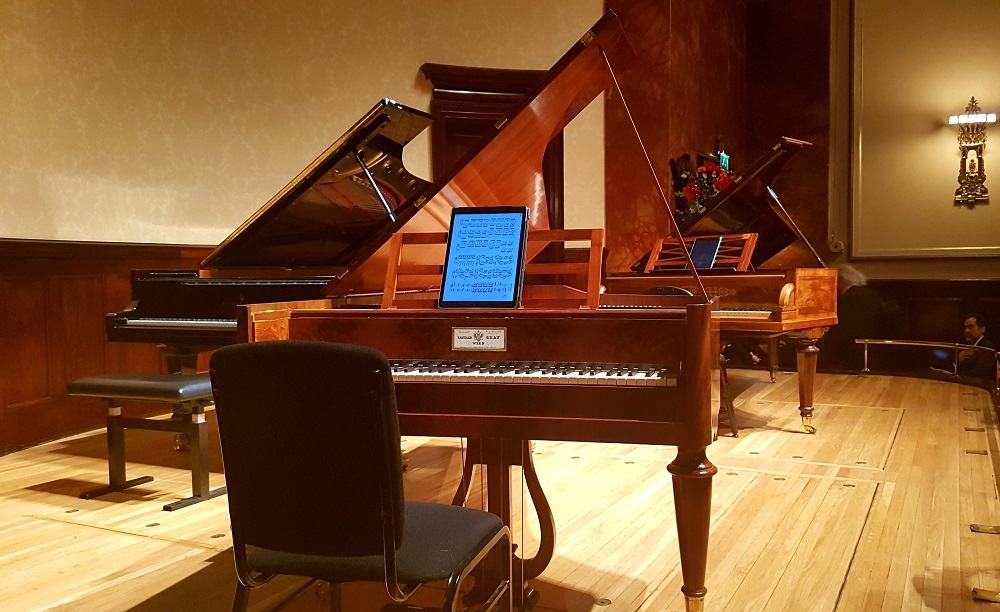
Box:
453;327;507;351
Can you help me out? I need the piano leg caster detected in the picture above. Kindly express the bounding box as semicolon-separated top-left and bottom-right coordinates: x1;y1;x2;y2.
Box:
801;415;816;434
684;595;705;611
974;588;1000;602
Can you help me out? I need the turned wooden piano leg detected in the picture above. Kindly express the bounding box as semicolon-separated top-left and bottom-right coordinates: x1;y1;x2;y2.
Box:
767;336;779;382
795;338;820;434
668;446;716;612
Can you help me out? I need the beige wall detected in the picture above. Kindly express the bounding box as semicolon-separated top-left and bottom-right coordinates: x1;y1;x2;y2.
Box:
850;0;1000;262
1;0;603;245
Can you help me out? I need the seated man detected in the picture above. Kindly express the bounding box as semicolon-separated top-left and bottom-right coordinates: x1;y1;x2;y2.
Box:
930;312;997;384
957;313;997;380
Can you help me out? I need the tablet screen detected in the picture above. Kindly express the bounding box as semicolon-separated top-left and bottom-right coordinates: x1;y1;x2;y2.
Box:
689;236;723;269
438;207;529;308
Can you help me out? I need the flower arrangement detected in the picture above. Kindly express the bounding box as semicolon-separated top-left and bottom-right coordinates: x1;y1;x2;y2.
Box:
673;160;734;223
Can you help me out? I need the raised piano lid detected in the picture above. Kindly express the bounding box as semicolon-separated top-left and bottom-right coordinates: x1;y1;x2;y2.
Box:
679;136;825;269
199;99;434;278
325;11;639;297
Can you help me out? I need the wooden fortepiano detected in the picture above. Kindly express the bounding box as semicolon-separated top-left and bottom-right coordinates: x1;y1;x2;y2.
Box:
241;295;716;612
106;11;718;612
605;138;838;434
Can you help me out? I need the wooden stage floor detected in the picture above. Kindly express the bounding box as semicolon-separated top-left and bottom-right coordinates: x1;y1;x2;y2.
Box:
0;371;998;611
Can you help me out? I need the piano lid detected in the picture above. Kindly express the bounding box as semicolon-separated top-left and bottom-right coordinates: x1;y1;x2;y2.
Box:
679;136;823;269
326;11;637;296
200;99;433;276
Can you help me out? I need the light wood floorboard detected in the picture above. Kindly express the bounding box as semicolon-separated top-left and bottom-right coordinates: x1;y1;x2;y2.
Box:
0;371;997;611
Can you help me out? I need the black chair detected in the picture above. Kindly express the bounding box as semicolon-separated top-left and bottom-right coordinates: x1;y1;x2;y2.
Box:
209;340;512;612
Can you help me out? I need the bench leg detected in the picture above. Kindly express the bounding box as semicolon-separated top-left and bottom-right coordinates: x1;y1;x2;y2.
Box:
80;404;154;500
162;407;227;512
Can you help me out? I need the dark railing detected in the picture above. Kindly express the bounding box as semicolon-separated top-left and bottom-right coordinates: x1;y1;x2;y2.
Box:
855;338;1000;393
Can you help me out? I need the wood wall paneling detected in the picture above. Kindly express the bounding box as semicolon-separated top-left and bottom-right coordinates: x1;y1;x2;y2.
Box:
0;240;209;454
59;277;110;383
906;297;964;342
604;0;748;272
419;63;565;230
745;0;832;267
1;277;51;407
868;279;1000;343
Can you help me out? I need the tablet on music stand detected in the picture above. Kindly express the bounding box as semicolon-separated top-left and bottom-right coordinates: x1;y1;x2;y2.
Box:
438;207;529;308
688;236;723;269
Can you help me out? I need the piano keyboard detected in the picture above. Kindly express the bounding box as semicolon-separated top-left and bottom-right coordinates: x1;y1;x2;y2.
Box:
601;304;772;319
120;318;238;330
715;309;772;319
389;360;676;387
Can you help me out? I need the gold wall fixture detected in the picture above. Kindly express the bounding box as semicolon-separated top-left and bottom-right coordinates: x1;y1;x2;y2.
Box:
950;97;996;207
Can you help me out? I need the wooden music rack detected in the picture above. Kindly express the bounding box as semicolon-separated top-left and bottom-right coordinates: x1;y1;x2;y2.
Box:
381;228;605;310
643;233;758;273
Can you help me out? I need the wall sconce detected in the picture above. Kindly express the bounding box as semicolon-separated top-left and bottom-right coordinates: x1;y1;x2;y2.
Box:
949;97;995;207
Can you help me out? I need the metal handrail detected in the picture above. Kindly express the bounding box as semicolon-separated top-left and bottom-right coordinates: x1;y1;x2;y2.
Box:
855;338;999;391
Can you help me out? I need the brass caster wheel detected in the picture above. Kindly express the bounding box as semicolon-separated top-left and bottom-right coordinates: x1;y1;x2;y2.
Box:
802;416;816;434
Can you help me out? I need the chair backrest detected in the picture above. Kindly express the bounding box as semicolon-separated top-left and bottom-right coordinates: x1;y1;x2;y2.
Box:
209;340;404;557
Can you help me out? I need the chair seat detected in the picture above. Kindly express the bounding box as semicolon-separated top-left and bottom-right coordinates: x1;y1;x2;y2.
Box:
67;373;213;404
249;501;506;584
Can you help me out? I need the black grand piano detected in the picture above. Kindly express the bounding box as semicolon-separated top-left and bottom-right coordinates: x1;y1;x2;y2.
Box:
106;99;437;361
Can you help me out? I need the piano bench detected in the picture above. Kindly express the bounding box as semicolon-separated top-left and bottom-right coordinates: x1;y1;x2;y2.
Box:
67;373;227;512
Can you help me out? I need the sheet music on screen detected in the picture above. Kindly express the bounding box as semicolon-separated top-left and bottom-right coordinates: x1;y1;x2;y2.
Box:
438;207;529;308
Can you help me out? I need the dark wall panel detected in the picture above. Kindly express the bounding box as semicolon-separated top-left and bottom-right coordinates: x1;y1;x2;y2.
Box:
1;278;51;407
0;240;209;454
868;279;1000;344
59;277;110;383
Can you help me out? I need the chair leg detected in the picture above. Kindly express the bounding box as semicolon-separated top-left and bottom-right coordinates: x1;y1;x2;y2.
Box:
443;530;512;612
232;582;250;612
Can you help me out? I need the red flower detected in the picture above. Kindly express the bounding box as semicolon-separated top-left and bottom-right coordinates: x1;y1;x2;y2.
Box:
700;162;721;174
714;172;733;192
682;182;702;202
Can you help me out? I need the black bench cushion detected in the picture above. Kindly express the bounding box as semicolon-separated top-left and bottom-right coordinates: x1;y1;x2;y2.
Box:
67;373;213;403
